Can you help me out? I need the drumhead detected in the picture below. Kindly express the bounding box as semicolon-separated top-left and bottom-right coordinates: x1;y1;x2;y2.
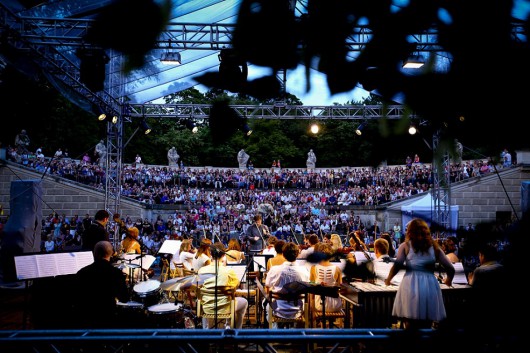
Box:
134;280;161;294
117;301;144;308
148;302;180;314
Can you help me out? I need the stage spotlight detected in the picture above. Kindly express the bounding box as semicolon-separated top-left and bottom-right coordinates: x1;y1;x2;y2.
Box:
402;54;425;69
242;123;252;136
408;123;417;135
98;113;107;121
310;123;319;134
185;120;198;133
112;116;118;124
140;119;152;135
355;122;366;136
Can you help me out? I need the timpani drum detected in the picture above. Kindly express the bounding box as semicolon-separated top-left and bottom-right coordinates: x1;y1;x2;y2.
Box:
116;301;145;327
146;302;183;328
133;280;162;307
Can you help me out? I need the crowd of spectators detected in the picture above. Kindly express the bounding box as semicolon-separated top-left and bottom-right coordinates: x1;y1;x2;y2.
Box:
3;144;512;255
5;144;507;210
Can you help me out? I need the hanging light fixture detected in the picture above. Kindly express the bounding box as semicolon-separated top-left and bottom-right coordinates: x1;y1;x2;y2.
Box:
310;123;319;134
160;39;182;65
185;119;198;134
402;54;425;69
242;123;252;136
355;122;366;136
239;116;252;136
408;123;417;135
140;119;152;135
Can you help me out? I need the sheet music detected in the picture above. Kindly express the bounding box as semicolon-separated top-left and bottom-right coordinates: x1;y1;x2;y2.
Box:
75;252;95;269
253;254;272;272
127;254;156;270
452;262;468;284
227;264;248;283
14;256;39;280
15;251;95;280
158;240;181;254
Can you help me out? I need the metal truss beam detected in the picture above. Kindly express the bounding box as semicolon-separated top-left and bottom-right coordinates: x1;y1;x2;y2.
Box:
3;15;526;52
431;130;452;235
0;328;468;353
127;103;419;120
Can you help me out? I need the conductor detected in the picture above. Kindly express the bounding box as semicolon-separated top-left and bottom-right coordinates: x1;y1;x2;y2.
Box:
244;214;270;253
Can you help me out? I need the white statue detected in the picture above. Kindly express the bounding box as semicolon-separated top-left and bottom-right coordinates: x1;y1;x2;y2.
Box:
167;147;180;167
95;140;107;167
15;129;30;153
454;139;463;164
237;149;250;169
307;149;317;169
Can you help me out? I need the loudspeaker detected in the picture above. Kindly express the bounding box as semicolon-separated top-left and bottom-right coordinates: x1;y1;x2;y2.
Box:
0;180;42;282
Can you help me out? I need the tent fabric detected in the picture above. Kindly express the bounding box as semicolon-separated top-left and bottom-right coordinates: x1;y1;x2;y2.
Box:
400;193;459;234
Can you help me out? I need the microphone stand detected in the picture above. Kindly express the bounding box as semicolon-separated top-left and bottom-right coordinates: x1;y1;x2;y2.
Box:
289;225;300;245
256;224;267;252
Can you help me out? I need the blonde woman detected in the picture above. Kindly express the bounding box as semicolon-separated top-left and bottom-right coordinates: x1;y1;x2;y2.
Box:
226;238;245;264
330;234;343;252
121;227;141;254
192;238;212;272
179;239;196;271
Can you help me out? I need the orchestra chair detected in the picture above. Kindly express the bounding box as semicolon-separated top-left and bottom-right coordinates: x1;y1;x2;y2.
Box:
311;297;345;329
309;285;345;328
196;286;236;329
235;270;259;325
159;258;172;282
267;291;309;329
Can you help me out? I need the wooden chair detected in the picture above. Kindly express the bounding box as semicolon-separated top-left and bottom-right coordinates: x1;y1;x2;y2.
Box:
268;291;309;329
234;271;259;325
159;258;171;282
311;287;345;328
196;286;236;329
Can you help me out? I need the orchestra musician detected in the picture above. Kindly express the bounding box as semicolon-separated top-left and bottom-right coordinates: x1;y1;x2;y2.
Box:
75;240;129;328
244;214;270;253
81;210;110;252
121;227;141;254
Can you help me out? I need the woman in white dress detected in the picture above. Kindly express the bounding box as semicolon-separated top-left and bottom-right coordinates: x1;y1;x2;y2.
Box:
385;218;455;329
309;243;342;313
192;238;212;272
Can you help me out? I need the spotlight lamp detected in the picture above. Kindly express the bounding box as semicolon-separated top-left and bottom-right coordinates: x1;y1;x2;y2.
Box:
160;39;182;65
408;123;417;135
310;123;319;134
112;115;118;124
185;120;198;134
242;123;252;136
355;122;366;136
98;113;107;121
402;54;425;69
160;51;181;65
140;119;152;135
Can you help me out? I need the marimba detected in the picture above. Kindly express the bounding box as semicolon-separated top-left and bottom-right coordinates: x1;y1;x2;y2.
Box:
340;282;472;328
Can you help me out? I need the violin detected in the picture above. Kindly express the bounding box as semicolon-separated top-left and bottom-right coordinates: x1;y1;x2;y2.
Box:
113;213;128;235
340;246;354;254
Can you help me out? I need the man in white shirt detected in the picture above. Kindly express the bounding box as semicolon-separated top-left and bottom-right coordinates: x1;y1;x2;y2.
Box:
265;242;309;323
373;238;403;285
